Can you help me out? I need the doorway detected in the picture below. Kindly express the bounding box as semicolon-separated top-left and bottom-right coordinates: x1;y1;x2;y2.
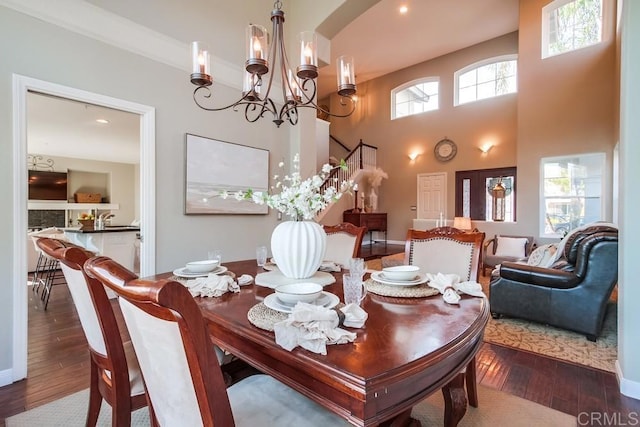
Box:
417;172;447;220
12;75;156;381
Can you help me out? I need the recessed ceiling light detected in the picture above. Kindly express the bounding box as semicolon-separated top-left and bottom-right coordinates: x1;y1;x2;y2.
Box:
399;5;408;14
96;119;109;124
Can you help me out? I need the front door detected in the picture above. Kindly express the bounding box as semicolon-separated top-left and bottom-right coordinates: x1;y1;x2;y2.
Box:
417;172;447;220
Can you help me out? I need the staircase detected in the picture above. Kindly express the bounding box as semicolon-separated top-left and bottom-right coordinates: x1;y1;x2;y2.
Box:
317;139;377;223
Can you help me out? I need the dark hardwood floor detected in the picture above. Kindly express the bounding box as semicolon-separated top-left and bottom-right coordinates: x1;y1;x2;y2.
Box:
1;271;638;426
359;242;404;260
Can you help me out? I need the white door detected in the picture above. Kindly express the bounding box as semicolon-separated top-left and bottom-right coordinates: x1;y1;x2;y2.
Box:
417;173;447;220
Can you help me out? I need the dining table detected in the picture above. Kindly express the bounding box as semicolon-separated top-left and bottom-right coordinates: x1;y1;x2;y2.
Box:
156;259;489;427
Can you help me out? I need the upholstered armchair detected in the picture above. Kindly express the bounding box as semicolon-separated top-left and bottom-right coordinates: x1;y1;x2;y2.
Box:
482;234;535;275
489;225;618;341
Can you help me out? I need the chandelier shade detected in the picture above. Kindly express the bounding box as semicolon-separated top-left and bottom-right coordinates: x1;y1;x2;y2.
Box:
189;1;357;127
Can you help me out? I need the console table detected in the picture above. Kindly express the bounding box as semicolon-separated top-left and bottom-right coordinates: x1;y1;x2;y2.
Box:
343;212;387;246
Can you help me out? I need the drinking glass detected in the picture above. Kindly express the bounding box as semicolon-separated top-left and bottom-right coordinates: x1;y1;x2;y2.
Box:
348;257;366;280
207;249;222;265
343;274;367;306
256;245;268;267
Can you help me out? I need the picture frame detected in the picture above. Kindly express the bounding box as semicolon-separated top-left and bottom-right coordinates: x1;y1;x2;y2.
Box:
185;134;269;214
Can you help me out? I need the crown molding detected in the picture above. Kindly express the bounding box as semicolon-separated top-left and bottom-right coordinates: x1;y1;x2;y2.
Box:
0;0;242;90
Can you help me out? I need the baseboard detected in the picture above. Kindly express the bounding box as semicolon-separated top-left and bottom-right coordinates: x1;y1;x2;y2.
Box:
616;360;640;399
0;368;13;387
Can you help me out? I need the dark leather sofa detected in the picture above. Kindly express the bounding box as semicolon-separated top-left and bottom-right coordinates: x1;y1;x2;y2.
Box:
489;225;618;341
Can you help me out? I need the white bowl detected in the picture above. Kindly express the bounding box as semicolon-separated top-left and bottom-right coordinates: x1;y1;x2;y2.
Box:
382;265;421;281
275;282;323;305
185;259;219;273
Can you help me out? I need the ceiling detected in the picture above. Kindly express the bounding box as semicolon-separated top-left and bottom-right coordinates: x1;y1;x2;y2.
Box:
317;0;520;99
27;0;520;165
27;92;140;164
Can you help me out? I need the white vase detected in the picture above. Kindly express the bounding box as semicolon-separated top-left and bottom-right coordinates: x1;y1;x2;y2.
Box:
271;220;326;279
369;188;378;212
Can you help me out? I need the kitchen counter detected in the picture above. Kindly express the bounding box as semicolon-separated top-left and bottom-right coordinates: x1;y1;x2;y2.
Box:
64;226;140;234
63;227;140;272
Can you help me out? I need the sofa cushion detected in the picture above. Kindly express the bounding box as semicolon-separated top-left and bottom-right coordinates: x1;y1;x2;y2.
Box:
494;236;529;258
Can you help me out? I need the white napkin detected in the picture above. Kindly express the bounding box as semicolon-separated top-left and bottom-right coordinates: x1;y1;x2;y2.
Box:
340;303;368;328
426;272;486;305
274;303;357;355
237;274;254;286
319;261;342;272
185;273;239;297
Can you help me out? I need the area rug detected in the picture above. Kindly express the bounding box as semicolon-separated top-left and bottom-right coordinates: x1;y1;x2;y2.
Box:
6;385;575;426
484;303;617;372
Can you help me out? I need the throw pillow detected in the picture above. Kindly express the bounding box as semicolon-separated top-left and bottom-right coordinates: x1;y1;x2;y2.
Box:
526;243;558;268
494;236;528;258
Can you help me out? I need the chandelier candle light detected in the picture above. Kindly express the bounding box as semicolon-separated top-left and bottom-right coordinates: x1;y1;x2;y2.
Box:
190;1;357;127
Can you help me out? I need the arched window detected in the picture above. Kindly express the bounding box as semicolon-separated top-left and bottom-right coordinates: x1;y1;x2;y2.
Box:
542;0;603;59
391;77;439;120
454;55;517;106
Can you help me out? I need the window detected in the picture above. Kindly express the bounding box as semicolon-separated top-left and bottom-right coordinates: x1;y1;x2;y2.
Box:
455;167;517;221
542;0;602;58
454;55;517;106
541;153;605;237
391;77;439;120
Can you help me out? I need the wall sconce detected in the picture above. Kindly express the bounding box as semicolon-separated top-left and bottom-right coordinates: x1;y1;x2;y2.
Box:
408;152;420;161
479;144;494;154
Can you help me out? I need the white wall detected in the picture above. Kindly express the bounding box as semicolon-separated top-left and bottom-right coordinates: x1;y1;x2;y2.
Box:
0;5;287;376
617;0;640;399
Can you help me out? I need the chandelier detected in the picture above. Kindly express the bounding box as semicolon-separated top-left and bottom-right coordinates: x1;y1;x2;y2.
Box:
189;1;357;127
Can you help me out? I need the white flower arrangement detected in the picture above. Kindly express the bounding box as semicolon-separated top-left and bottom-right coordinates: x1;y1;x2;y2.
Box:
220;153;353;221
366;167;388;188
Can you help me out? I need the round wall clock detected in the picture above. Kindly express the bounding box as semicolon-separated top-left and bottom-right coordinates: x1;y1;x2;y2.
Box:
434;138;457;162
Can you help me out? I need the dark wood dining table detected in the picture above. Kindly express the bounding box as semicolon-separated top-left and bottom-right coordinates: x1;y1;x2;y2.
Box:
158;260;489;427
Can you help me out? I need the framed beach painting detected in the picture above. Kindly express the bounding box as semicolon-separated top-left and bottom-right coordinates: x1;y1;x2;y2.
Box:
185;134;269;214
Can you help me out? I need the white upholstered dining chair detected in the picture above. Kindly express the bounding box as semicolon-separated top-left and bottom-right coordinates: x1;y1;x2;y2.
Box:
323;222;366;267
84;255;350;427
405;227;486;407
36;238;154;427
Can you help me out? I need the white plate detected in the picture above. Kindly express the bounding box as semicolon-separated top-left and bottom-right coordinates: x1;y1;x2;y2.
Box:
370;271;428;287
264;291;339;314
172;265;228;278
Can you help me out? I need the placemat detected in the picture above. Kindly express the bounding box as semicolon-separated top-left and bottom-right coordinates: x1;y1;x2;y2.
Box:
365;278;440;298
247;303;288;331
247;302;347;332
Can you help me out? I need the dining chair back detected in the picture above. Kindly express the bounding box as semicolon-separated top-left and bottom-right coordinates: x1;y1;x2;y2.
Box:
404;227;485;408
84;256;349;427
323;222;366;267
36;238;151;427
405;227;485;281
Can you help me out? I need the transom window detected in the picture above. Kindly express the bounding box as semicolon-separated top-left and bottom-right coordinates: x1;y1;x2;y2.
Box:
541;153;605;237
454;55;517;106
542;0;603;58
391;77;439;120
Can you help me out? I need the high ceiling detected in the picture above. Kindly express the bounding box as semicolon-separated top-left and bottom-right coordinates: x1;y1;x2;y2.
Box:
317;0;520;99
27;0;520;164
